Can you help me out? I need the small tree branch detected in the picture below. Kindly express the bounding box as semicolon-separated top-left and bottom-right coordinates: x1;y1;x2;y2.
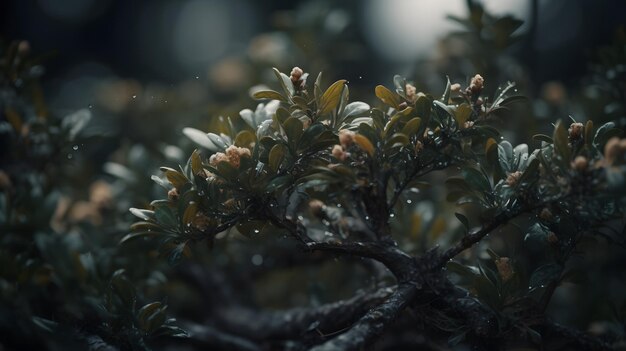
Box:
437;216;508;266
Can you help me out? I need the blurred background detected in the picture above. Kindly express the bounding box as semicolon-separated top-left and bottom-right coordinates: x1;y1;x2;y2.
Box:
1;0;626;349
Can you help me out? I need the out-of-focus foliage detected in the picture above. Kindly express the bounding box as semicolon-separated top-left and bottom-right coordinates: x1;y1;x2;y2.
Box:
0;40;186;350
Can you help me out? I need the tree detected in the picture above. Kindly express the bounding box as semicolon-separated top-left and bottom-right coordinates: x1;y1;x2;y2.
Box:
128;67;626;350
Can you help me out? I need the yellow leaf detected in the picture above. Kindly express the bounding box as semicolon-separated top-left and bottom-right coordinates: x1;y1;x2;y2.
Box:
375;85;402;109
182;202;198;225
430;217;447;240
160;167;188;189
190;150;202;175
318;80;347;115
485;138;497;154
584;120;593;146
354;134;375;157
410;213;422;239
252;90;286;101
455;103;472;126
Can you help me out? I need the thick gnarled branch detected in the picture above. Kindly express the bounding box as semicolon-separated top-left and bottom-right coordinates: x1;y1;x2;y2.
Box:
216;286;395;341
310;283;421;351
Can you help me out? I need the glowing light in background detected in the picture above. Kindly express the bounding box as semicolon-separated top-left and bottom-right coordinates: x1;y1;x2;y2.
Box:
173;0;230;67
362;0;530;62
136;0;255;77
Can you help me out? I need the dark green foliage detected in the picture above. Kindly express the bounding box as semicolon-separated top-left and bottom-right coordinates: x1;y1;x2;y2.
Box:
129;66;626;349
2;2;626;350
0;41;186;351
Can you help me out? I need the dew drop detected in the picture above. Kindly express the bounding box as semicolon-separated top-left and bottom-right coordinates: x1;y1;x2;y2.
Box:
406;199;412;204
72;145;79;150
253;229;260;234
67;153;73;159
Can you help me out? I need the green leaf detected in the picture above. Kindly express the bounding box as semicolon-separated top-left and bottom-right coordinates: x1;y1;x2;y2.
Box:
268;143;286;172
275;107;291;125
32;316;59;333
497;141;513;172
532;134;553;144
553;120;571;163
120;231;161;244
207;133;229;151
318;80;347;115
524;222;550;252
153;325;189;338
167;242;188;266
129;208;155;221
215;161;238;180
292;95;309;110
454;103;472;126
314;71;323;103
155;205;177;227
441;75;451;103
527;327;542;345
160;167;189;189
473;274;500;308
130;221;162;232
462;167;491;192
253;90;287;102
284;117;304;148
272;67;294;97
455;212;469;230
234;130;256;148
518;158;539;185
529;263;562;289
111;269;135;306
183;127;219;151
138;302;167;333
265;175;293;193
401;117;421;136
448;330;467;347
340;101;370;123
447;261;477;278
385;133;409;149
